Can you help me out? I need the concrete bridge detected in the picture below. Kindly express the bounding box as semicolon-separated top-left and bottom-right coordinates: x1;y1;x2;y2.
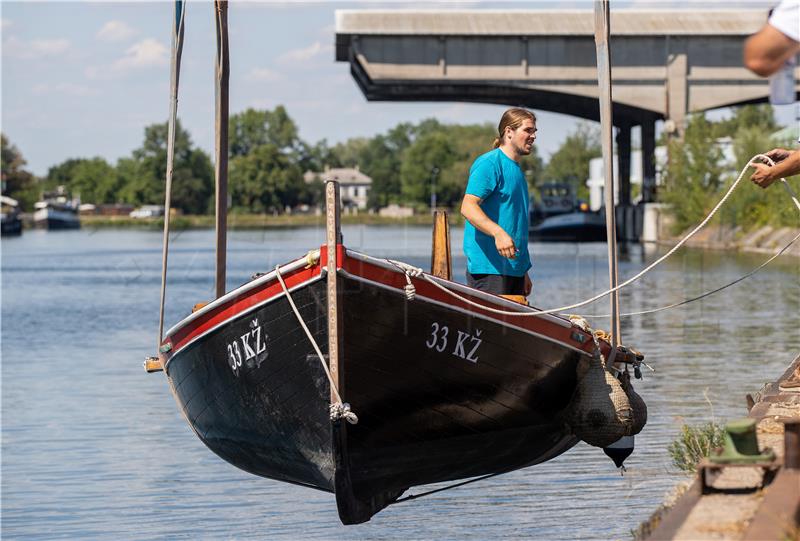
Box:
335;9;799;210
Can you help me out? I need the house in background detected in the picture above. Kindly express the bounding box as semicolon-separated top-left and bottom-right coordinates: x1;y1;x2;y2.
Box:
304;166;372;210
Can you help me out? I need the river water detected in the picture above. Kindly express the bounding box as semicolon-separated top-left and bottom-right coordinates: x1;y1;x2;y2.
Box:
2;226;798;540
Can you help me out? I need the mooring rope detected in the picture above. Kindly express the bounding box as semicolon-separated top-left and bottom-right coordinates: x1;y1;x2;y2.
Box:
585;230;800;319
274;265;358;424
389;154;798;319
391;471;506;506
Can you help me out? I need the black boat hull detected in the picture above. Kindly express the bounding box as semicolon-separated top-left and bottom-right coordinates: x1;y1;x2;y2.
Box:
161;248;599;524
1;217;22;236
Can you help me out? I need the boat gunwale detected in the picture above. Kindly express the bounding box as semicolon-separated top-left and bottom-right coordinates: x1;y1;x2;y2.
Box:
337;268;589;356
345;248;572;329
163;244;602;365
163;254;315;340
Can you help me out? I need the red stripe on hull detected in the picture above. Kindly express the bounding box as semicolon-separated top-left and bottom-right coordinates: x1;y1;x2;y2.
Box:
340;254;608;358
163;244;608;361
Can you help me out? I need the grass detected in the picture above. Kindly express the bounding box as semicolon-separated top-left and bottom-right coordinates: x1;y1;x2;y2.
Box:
667;421;725;473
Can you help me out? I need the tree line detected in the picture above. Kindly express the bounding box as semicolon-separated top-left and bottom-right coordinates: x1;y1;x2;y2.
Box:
661;104;798;230
1;105;601;215
2;104;794;228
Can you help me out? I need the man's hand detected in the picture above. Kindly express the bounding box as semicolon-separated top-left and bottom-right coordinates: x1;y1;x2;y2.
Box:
765;148;791;163
750;162;778;188
524;273;532;296
494;229;517;259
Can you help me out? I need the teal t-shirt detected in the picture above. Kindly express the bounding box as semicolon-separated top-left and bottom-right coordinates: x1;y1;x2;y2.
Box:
463;148;531;276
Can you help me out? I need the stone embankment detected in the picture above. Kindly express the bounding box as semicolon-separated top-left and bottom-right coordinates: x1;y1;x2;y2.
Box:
639;355;800;540
662;225;800;258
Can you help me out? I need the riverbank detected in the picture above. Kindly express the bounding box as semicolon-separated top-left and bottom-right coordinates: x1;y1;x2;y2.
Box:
661;224;800;258
75;212;462;229
638;355;800;540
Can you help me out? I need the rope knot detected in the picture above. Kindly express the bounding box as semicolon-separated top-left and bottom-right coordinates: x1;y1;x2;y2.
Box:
330;402;358;424
386;260;423;301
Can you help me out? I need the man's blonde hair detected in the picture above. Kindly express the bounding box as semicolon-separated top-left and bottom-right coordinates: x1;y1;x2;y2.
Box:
492;108;536;149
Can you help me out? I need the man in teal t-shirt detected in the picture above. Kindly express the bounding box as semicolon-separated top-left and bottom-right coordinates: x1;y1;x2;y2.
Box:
460;108;536;297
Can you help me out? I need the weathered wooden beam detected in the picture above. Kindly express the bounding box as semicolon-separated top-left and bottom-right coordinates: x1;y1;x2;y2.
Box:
214;0;229;299
326;181;342;404
593;0;622;351
430;210;452;280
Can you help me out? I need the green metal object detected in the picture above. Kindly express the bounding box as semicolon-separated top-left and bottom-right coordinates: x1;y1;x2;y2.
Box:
708;418;775;464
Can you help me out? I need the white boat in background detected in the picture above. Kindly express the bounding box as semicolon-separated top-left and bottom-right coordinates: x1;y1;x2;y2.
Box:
33;187;80;230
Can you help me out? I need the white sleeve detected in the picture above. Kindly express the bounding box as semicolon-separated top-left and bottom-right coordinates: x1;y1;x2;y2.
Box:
768;0;800;42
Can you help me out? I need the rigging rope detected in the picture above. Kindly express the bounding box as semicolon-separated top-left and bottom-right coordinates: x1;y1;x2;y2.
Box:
274;266;358;425
389;154;798;319
585;230;800;318
157;2;186;348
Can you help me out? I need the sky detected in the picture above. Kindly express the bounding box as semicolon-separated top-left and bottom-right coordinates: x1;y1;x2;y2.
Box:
1;0;796;177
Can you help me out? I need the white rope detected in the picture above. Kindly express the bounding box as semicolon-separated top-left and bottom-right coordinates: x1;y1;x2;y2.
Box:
387;259;423;300
389;154;797;318
274;266;358;424
585;230;800;318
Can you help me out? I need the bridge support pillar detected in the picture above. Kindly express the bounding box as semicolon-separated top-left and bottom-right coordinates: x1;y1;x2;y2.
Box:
666;48;688;138
616;124;631;207
641;117;657;203
616;124;637;241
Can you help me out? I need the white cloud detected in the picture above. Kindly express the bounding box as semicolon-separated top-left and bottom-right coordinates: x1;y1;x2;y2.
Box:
1;18;12;31
276;41;332;65
31;39;71;56
3;36;71;59
246;67;284;82
97;20;138;42
112;38;168;71
32;82;99;97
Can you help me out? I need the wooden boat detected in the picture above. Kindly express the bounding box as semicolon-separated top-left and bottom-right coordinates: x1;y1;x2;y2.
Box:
151;2;638;526
156;184;616;525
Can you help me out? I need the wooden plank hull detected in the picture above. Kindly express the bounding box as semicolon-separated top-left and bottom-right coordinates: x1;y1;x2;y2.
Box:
161;247;603;524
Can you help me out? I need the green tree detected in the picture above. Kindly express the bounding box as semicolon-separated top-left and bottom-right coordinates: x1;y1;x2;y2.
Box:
542;122;601;199
660;113;725;231
399;131;457;206
330;137;369;168
1;134;37;210
120;120;213;214
45;157;118;204
229;144;303;213
229;106;300;157
712;104;777;138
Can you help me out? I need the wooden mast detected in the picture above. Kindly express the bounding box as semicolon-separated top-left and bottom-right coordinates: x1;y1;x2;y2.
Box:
593;0;622;353
213;0;229;299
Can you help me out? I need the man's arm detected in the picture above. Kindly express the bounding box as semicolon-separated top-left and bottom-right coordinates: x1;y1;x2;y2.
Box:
751;149;800;188
744;24;800;76
460;194;517;259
